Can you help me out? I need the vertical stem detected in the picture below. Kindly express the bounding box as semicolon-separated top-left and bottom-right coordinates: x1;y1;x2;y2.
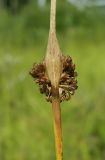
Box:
50;0;56;32
52;87;63;160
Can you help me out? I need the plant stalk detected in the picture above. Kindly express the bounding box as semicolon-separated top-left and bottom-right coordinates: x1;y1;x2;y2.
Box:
50;0;56;32
48;0;63;159
52;87;63;160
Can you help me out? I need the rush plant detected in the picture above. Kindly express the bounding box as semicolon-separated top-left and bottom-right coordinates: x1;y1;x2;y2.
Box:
29;0;78;159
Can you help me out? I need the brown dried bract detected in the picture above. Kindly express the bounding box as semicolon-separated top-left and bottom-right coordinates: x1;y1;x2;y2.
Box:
29;55;78;103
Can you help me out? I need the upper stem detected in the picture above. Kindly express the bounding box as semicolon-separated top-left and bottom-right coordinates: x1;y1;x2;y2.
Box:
50;0;56;32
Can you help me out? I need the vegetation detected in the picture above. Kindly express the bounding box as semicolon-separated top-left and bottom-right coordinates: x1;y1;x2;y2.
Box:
0;1;105;160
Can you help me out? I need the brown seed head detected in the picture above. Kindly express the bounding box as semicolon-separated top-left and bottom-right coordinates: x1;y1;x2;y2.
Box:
29;55;78;103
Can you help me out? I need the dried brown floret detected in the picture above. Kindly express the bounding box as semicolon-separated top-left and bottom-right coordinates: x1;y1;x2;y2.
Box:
29;55;78;103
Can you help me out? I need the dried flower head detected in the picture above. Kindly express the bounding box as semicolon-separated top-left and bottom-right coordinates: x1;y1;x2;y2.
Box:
29;55;78;103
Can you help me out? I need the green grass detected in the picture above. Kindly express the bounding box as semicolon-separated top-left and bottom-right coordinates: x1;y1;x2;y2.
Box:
0;34;105;160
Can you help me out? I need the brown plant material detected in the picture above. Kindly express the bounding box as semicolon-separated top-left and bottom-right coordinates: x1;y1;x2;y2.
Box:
29;55;78;103
29;0;78;160
29;55;78;160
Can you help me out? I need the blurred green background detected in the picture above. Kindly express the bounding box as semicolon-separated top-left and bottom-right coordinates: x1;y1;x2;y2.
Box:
0;0;105;159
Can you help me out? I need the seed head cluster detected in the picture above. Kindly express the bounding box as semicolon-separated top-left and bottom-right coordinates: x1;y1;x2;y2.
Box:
29;55;78;103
